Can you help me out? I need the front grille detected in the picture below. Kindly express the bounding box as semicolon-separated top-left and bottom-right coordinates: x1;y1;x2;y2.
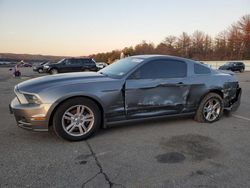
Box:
17;117;32;130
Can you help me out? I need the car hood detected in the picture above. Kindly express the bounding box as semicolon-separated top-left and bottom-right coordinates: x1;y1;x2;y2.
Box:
216;69;235;76
219;65;230;68
17;72;115;93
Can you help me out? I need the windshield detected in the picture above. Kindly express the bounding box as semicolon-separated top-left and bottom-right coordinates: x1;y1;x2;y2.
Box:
98;58;144;78
56;59;65;64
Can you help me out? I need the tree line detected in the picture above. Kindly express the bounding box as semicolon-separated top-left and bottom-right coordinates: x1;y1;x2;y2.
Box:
91;14;250;63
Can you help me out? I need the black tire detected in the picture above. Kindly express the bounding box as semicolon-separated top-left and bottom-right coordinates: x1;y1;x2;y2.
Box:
38;68;43;73
50;68;58;74
15;71;21;77
239;68;244;73
53;97;101;141
194;93;224;123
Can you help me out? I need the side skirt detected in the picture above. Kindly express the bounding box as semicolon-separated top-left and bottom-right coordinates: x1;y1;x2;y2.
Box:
104;112;196;128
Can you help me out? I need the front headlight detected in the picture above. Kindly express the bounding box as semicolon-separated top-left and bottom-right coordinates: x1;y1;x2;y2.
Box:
24;94;41;104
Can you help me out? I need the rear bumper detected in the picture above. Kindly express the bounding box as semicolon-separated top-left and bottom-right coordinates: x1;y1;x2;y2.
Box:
10;97;51;131
224;88;242;112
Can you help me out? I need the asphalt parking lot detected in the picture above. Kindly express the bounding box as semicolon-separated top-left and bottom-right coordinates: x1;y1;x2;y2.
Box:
1;67;250;188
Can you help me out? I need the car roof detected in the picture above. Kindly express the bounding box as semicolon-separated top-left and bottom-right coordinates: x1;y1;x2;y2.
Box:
66;57;91;60
229;61;243;63
129;54;194;62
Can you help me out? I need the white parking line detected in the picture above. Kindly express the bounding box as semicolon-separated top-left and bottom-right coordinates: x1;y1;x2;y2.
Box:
232;114;250;121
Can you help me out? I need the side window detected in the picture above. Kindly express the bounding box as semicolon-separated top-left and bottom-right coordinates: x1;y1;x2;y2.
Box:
64;59;71;65
131;60;187;79
77;59;84;65
71;59;76;65
84;59;94;66
194;64;211;74
69;59;80;65
80;59;88;65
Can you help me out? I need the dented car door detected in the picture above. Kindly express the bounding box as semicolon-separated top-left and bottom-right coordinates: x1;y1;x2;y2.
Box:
125;78;190;118
124;59;189;119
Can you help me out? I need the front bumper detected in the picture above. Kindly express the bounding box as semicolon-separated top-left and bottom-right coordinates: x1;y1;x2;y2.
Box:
10;97;51;131
231;87;242;111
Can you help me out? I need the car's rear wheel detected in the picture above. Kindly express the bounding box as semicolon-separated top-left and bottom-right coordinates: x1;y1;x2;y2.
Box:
53;97;101;141
194;93;223;123
50;68;58;74
38;68;43;73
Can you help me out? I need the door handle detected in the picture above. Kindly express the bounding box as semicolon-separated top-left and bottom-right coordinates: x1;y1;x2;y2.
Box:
177;82;184;85
139;85;158;90
158;82;184;87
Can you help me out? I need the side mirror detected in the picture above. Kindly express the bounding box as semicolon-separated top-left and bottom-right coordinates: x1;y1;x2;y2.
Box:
128;71;140;80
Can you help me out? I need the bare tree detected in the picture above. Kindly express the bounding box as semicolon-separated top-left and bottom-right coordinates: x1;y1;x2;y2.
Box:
203;34;213;60
214;31;228;60
191;31;205;59
227;24;242;59
177;32;191;58
134;41;155;55
237;14;250;59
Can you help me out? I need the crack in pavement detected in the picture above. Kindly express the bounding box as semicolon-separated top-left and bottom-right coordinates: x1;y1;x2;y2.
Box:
82;140;126;188
81;172;101;188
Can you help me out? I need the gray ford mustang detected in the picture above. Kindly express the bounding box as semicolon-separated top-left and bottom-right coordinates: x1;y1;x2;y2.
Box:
10;55;241;141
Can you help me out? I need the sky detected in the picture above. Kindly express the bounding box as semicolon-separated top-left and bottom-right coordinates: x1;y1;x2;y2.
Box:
0;0;249;56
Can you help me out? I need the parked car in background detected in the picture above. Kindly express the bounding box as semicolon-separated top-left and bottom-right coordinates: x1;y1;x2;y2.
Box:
43;58;98;74
33;61;50;73
96;62;108;70
21;63;32;67
219;62;245;72
0;61;11;65
10;55;241;141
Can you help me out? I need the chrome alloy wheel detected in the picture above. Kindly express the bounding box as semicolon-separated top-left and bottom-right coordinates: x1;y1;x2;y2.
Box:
62;105;95;136
203;98;221;122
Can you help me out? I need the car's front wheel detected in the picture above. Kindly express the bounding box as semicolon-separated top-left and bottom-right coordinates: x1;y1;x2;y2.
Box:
38;68;43;73
53;97;101;141
50;68;58;74
194;93;223;123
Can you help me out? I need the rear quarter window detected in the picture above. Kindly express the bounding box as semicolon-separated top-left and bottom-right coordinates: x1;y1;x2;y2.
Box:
80;59;93;66
194;64;211;74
